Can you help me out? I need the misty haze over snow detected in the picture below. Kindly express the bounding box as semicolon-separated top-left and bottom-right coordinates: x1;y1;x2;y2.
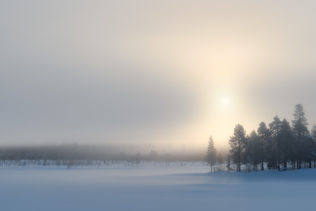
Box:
1;1;316;149
2;1;316;211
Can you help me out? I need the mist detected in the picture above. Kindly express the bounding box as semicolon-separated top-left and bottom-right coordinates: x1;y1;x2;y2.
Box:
1;1;316;150
3;1;316;211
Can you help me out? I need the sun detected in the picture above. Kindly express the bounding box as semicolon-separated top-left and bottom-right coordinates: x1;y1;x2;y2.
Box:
220;97;230;106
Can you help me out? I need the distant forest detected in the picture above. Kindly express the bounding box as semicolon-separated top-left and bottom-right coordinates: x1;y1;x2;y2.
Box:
207;104;316;172
0;144;203;167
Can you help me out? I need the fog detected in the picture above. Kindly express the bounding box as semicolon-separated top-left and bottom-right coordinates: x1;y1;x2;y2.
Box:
1;0;316;150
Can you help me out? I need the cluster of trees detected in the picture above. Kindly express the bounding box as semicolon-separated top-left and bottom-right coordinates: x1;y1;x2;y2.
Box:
0;144;204;167
207;104;316;171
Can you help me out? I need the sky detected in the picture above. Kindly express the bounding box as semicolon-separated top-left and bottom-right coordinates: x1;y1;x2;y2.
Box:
1;0;316;150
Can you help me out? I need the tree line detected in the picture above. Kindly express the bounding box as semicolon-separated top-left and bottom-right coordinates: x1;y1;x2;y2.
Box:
206;104;316;171
0;144;204;167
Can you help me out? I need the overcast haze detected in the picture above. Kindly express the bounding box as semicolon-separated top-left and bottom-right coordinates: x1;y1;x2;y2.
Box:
1;0;316;149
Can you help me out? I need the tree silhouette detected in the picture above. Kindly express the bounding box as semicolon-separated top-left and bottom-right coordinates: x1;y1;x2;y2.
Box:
292;104;310;168
229;124;247;172
206;136;217;172
226;104;316;172
257;122;270;171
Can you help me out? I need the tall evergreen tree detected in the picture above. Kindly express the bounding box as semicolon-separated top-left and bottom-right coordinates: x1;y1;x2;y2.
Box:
229;124;247;172
257;122;270;171
206;136;217;172
292;104;309;137
269;116;282;169
311;125;316;140
278;119;295;170
311;125;316;167
292;104;310;168
246;131;261;171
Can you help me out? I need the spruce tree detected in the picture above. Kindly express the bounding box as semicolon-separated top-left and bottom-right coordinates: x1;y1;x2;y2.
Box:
269;116;282;169
292;104;310;168
257;122;270;171
206;136;217;172
292;104;309;137
311;125;316;167
278;119;294;170
246;131;261;171
229;124;247;172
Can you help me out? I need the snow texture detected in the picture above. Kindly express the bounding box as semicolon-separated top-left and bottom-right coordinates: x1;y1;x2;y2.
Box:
1;162;316;211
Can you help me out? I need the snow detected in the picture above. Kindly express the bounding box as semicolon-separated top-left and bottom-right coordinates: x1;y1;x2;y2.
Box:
1;162;316;211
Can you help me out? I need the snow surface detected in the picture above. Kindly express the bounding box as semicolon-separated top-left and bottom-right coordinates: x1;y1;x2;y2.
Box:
1;162;316;211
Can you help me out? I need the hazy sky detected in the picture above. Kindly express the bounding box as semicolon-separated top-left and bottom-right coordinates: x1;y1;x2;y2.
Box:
1;0;316;149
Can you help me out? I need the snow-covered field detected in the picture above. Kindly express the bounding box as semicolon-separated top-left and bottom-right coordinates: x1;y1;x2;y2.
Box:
1;162;316;211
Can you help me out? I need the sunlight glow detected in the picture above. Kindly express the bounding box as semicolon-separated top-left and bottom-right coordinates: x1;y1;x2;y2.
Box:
220;97;230;106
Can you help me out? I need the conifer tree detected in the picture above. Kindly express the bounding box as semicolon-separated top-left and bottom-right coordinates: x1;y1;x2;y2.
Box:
269;116;282;169
257;122;270;171
246;131;261;171
229;124;247;172
278;119;294;170
206;136;217;172
292;104;309;168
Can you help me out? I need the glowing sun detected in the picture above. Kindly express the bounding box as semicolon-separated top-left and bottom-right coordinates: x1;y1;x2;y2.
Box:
220;97;230;106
